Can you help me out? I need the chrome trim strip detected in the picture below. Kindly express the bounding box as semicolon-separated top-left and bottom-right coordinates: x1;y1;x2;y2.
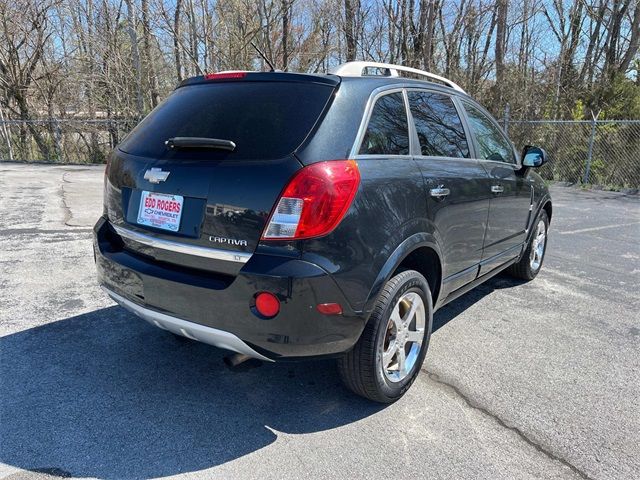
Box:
349;83;473;159
402;88;417;156
354;154;414;160
102;286;273;362
112;224;252;264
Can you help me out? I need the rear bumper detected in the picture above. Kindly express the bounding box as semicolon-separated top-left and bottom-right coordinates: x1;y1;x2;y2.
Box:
94;216;366;359
102;286;272;361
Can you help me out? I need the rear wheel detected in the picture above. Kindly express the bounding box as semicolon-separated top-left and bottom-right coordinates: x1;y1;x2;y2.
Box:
338;270;433;403
507;210;549;280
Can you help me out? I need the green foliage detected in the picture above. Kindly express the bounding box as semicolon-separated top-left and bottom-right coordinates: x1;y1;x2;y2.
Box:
587;74;640;120
571;100;585;121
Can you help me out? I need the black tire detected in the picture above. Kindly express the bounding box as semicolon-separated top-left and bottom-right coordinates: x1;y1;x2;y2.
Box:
338;269;433;403
507;210;549;280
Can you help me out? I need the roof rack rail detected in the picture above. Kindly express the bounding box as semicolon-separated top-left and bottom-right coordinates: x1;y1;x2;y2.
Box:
329;61;466;94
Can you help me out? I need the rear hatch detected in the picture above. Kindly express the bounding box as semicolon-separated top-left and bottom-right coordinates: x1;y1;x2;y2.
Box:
104;72;339;275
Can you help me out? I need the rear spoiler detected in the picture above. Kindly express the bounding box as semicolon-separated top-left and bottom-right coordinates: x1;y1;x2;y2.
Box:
178;71;341;89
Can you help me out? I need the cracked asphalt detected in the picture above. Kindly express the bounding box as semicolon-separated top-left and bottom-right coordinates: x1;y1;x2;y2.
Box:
1;163;639;480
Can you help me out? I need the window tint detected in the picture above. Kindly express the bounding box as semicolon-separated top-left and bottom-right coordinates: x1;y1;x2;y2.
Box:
408;91;469;158
359;92;410;155
118;82;334;160
463;102;515;163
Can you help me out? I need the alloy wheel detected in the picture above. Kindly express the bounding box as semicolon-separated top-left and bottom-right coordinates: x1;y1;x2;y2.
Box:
530;219;547;271
381;291;426;383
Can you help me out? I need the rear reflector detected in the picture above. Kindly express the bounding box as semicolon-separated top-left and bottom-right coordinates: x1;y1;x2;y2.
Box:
262;160;360;240
316;303;343;315
204;71;247;80
254;292;280;318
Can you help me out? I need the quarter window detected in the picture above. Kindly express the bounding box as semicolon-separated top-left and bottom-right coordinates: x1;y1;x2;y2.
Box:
408;91;469;158
359;92;410;155
463;102;515;164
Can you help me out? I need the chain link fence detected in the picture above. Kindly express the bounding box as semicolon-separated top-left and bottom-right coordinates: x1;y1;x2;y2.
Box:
0;119;136;164
1;117;639;188
505;119;640;189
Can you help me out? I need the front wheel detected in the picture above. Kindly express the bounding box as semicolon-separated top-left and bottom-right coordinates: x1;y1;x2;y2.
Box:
338;270;433;403
507;210;549;280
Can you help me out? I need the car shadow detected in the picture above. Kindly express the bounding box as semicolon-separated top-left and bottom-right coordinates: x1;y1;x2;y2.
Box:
0;274;525;479
0;306;382;479
433;274;527;332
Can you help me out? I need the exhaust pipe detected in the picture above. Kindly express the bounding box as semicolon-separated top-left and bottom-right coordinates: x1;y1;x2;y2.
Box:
224;353;263;371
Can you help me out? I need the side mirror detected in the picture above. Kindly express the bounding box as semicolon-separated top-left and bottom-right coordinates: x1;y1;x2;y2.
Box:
522;145;546;168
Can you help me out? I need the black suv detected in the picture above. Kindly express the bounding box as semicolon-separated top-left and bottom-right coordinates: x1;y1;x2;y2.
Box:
94;62;551;403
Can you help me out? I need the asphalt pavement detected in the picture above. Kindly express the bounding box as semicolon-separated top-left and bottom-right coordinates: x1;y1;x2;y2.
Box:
0;164;638;480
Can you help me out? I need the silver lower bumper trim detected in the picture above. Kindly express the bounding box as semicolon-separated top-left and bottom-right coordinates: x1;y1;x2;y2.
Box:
102;286;273;362
111;224;252;264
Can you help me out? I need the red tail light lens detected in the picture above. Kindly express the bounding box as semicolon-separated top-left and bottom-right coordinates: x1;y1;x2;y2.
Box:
262;160;360;240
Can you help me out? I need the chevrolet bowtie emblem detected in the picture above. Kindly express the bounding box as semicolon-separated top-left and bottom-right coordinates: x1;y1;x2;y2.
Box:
144;167;170;184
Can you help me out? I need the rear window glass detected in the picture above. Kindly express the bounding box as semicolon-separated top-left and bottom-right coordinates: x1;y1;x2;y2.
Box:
118;81;335;160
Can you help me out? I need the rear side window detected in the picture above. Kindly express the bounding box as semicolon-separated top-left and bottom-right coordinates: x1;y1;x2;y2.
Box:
119;82;335;160
463;101;515;164
359;92;409;155
408;91;469;158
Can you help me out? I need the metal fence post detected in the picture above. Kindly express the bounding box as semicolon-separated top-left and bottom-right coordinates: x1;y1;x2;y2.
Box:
583;118;597;184
51;118;63;162
503;103;510;134
0;108;13;161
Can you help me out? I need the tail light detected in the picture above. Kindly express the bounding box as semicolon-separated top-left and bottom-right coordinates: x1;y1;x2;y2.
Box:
262;160;360;240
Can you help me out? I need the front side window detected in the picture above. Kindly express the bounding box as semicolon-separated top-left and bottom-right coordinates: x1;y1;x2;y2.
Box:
408;91;469;158
463;101;515;164
359;92;410;155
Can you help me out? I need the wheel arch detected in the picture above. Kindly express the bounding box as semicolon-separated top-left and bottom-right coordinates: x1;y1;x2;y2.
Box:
542;200;552;223
363;233;443;317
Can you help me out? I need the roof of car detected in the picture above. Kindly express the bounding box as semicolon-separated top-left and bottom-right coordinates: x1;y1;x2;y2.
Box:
177;69;471;101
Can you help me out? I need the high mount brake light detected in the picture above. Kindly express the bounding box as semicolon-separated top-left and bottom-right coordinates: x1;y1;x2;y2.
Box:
262;160;360;240
203;72;247;80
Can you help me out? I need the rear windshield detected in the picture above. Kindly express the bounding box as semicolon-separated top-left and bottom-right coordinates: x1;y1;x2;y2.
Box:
119;81;335;160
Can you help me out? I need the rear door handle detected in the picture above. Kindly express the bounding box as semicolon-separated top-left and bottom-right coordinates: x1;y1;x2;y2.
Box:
491;185;504;194
429;186;450;199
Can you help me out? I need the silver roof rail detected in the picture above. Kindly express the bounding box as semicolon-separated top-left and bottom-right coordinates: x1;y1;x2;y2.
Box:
329;61;466;94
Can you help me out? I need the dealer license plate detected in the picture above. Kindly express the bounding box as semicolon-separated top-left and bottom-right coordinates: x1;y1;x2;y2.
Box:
137;191;184;232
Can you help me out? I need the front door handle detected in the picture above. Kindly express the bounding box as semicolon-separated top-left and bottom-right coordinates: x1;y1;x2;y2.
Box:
430;186;450;199
491;185;504;194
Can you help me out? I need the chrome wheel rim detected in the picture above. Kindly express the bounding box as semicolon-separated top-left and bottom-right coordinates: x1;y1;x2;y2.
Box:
381;291;426;383
530;220;547;271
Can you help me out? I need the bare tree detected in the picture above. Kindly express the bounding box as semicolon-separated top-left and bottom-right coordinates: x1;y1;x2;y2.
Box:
343;0;359;61
0;0;56;158
1;0;639;145
124;0;144;118
141;0;159;108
